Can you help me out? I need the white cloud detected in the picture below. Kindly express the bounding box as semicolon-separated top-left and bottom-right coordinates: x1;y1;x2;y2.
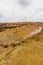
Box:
0;0;43;22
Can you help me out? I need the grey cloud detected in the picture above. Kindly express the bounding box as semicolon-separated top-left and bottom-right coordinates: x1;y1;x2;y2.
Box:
18;0;31;8
0;14;3;18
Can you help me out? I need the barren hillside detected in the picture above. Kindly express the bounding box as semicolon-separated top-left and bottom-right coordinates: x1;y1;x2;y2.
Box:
0;22;43;65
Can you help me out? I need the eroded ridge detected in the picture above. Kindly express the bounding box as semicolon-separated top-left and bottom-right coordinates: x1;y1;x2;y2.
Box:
0;22;43;49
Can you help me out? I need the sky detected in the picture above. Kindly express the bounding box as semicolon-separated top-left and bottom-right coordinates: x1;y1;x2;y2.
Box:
0;0;43;22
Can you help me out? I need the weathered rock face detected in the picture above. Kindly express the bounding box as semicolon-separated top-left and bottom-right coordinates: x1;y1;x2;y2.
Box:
0;22;43;65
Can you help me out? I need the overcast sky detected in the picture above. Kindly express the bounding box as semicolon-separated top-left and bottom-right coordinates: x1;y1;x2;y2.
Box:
0;0;43;22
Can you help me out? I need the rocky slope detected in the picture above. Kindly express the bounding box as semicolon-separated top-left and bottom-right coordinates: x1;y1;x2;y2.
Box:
0;22;43;65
